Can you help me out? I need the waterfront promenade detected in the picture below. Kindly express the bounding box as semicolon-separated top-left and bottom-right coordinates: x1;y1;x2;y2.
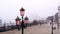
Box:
0;24;60;34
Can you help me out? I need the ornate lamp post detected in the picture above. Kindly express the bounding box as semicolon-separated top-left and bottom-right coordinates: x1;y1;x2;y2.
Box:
20;7;25;34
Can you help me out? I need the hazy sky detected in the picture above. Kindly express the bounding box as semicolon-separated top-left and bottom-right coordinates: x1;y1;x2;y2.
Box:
0;0;60;22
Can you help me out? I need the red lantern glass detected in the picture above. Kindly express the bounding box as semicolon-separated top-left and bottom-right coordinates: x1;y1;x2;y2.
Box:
24;20;28;24
16;20;20;25
20;11;25;16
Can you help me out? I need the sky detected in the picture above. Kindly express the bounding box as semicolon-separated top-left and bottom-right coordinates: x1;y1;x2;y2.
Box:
0;0;59;22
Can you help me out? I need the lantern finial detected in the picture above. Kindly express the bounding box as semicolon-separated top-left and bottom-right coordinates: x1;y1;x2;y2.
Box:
15;16;21;21
20;7;25;11
24;16;28;20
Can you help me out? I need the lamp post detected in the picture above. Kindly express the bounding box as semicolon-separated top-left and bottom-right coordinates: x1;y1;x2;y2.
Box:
51;16;53;34
20;7;25;34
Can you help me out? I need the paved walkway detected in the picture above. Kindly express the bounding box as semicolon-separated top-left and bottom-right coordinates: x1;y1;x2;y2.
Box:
0;24;60;34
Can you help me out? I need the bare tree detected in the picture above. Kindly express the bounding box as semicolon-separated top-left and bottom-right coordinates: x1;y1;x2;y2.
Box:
55;13;59;29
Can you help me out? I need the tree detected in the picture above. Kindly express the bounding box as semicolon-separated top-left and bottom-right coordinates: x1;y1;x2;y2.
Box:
55;12;59;29
46;16;52;22
55;13;58;22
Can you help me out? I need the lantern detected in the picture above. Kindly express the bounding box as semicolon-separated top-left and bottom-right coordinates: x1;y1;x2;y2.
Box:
24;17;28;24
20;7;25;16
15;16;21;25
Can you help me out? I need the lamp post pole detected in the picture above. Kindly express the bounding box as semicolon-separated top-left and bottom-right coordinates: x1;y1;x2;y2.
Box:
20;7;25;34
51;21;53;34
51;16;53;34
21;16;24;34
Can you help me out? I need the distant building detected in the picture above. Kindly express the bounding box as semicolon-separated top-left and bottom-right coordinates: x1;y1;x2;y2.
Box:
58;6;60;23
0;18;2;24
0;18;3;27
32;20;39;25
